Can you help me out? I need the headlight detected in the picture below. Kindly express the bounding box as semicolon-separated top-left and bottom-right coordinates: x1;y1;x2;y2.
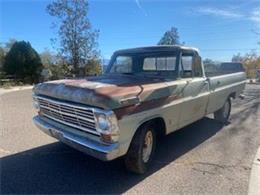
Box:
94;110;119;143
96;113;109;131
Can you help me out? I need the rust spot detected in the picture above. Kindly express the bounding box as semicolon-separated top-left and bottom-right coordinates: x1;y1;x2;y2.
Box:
35;76;179;110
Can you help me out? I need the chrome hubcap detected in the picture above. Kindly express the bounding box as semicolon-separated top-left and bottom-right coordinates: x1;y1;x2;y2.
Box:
223;101;230;118
142;130;153;163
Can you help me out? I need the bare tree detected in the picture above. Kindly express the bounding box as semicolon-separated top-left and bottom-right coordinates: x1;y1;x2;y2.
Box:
46;0;99;76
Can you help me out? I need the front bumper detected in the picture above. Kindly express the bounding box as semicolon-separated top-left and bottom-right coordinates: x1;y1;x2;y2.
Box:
33;116;119;161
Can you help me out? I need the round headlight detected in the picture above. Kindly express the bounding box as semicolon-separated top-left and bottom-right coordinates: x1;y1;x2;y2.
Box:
97;113;109;131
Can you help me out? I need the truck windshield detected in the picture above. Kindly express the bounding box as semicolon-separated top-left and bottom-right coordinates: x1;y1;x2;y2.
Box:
107;53;178;77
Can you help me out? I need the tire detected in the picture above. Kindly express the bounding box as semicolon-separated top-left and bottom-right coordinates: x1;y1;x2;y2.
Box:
214;98;231;123
124;123;156;174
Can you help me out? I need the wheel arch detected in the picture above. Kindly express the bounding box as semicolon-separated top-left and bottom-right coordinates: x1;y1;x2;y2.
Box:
134;116;167;139
124;116;165;174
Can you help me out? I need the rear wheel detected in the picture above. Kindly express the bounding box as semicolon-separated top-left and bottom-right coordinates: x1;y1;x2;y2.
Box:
214;98;231;123
124;123;156;174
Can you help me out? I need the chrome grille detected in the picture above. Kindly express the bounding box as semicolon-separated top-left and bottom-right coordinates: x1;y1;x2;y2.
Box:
35;96;99;136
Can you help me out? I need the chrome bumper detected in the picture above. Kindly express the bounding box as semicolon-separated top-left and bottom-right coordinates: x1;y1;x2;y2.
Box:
33;116;119;161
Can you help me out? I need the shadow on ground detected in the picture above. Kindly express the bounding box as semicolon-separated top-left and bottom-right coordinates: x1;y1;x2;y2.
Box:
1;117;224;194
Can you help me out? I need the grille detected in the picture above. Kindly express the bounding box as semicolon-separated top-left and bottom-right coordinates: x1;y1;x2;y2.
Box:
35;96;99;136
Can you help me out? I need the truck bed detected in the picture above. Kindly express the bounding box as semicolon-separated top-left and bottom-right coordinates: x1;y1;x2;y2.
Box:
206;72;246;114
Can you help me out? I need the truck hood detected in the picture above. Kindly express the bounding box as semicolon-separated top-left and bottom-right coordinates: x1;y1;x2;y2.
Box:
33;74;176;110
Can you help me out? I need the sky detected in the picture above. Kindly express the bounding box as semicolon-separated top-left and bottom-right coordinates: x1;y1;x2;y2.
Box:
1;0;260;62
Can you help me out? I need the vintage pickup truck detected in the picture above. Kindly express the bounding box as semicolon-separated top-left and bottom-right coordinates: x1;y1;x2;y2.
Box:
33;46;246;174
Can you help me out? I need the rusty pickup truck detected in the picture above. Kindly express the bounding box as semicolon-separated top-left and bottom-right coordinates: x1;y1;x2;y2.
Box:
33;46;246;173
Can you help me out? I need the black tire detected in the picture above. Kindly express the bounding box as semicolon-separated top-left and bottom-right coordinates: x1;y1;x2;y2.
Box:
124;123;156;174
214;98;231;123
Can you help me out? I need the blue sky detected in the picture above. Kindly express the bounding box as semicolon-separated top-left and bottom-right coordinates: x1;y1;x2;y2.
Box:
1;0;260;61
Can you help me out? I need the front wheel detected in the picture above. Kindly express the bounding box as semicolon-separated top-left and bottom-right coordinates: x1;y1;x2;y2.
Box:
214;98;231;123
124;123;156;174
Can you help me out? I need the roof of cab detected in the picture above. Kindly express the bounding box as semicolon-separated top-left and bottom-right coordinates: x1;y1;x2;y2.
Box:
114;45;199;54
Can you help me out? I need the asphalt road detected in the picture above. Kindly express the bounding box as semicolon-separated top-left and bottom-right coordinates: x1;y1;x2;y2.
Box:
0;84;260;194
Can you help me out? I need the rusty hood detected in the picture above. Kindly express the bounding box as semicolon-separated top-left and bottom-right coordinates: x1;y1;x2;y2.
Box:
33;74;175;110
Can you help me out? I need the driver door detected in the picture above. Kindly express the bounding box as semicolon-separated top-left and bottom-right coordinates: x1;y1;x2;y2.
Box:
178;52;210;128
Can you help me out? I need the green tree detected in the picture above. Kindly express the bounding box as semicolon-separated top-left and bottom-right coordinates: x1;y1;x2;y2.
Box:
40;50;74;80
4;39;17;52
85;58;102;76
46;0;99;76
0;46;5;69
158;27;183;45
48;54;72;80
0;39;17;70
40;49;55;68
40;49;56;81
3;41;43;83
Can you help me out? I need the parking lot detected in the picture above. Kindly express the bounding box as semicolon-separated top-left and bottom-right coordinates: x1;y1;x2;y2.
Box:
0;84;260;194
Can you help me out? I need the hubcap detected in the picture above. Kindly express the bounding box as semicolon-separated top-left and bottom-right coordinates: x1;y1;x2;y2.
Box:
142;130;153;163
223;101;230;119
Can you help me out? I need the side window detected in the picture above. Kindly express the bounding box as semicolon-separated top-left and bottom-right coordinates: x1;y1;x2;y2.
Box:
181;54;203;78
181;55;193;78
193;56;203;77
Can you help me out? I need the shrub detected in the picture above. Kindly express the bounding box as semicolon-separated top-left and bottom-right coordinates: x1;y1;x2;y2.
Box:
85;59;102;76
3;41;43;84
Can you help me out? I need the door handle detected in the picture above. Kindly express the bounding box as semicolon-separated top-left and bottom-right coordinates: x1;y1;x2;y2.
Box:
217;81;221;85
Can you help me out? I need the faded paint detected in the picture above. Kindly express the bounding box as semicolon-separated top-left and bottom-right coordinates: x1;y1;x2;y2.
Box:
33;74;176;111
32;45;247;162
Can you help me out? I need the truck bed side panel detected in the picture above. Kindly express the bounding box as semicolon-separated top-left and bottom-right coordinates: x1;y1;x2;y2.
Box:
207;72;246;114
